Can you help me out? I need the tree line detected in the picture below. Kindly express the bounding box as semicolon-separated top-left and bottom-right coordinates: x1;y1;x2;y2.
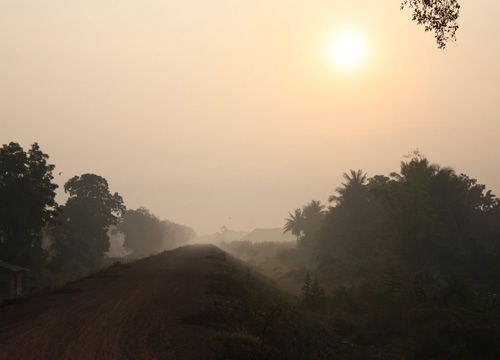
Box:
285;150;500;290
0;142;195;280
284;150;500;358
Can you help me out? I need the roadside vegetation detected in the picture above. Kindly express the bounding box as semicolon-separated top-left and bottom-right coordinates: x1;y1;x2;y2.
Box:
221;150;500;359
0;142;195;295
3;142;500;358
189;247;404;360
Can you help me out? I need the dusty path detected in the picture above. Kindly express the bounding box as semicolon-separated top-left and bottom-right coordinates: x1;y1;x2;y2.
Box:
0;245;218;360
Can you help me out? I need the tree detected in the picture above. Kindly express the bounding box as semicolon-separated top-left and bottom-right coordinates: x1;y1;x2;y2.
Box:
329;169;368;205
116;207;164;256
51;174;125;271
162;221;196;250
0;142;59;268
301;200;326;250
375;154;448;268
401;0;460;49
371;152;500;273
320;170;384;257
284;208;305;244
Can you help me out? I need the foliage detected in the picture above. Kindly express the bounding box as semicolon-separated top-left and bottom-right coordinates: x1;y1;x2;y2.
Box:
113;207;196;256
378;153;499;277
51;174;125;271
322;271;500;358
284;200;326;252
283;208;304;244
277;150;500;359
328;169;367;205
316;151;500;283
116;207;164;256
0;142;59;269
401;0;460;49
299;272;327;311
189;248;363;360
161;220;196;250
300;200;326;251
319;170;385;259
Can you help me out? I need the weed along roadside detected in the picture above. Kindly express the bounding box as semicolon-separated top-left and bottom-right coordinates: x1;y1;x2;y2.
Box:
185;246;403;360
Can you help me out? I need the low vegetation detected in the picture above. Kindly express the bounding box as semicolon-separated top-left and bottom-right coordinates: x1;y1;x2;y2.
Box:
188;247;402;359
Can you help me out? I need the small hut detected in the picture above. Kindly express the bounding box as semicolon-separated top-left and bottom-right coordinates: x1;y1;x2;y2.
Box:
0;261;28;298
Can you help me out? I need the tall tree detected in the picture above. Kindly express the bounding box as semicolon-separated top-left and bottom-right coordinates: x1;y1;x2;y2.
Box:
329;169;368;205
373;152;498;271
0;142;59;268
284;208;305;244
162;221;196;250
51;174;125;271
116;207;164;256
375;154;445;267
300;200;326;250
320;170;384;257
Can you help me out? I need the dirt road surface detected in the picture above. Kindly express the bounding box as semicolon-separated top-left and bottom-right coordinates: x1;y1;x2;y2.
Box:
0;245;218;360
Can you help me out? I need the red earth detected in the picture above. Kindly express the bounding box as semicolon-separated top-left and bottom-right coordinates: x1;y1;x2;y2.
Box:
0;245;218;360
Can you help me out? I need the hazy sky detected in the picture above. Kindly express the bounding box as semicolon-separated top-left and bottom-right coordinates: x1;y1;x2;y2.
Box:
2;1;500;235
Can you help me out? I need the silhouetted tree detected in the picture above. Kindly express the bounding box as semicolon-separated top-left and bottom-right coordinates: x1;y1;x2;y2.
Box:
328;169;367;205
368;151;500;276
116;207;164;256
162;221;196;250
300;200;326;250
51;174;125;271
283;208;304;244
385;154;443;266
301;152;500;359
320;170;384;257
0;142;59;268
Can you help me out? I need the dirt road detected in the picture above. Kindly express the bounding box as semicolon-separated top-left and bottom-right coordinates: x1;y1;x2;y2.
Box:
0;245;218;360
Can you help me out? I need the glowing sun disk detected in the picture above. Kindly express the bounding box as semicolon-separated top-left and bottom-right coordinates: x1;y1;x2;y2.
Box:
329;31;366;69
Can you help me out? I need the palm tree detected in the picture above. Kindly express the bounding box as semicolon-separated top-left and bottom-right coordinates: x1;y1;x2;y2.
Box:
390;157;438;183
329;169;367;204
301;200;326;241
284;208;304;244
302;200;326;218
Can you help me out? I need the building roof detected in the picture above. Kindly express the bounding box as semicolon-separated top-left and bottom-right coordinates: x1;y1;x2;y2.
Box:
0;261;29;272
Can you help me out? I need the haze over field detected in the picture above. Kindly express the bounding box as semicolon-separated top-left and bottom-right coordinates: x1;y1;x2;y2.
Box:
2;1;500;235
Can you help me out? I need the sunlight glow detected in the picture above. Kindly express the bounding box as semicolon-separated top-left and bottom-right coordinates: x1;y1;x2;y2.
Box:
329;30;367;70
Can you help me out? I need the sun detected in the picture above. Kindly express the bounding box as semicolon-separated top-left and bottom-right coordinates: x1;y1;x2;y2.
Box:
328;30;367;70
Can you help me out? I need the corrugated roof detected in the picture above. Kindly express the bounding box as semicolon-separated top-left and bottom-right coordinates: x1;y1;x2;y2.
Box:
0;261;29;272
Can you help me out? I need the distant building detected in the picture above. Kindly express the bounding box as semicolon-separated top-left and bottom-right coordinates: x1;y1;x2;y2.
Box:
0;261;28;298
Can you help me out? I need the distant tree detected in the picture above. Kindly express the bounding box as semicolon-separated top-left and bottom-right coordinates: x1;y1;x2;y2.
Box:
370;151;500;275
162;221;196;250
0;142;59;268
284;208;305;244
302;200;326;220
329;169;368;206
366;153;447;268
51;174;125;271
116;207;164;256
313;151;500;300
401;0;460;48
320;170;383;257
300;200;326;250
